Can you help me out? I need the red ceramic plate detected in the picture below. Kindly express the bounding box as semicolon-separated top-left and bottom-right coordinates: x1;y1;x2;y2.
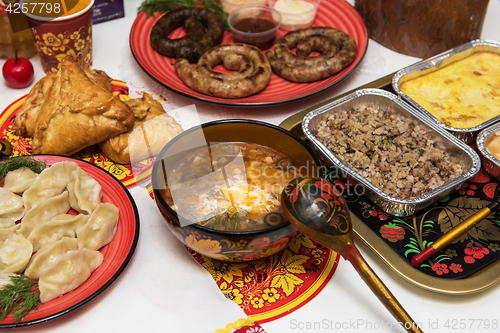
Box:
129;0;368;107
0;155;139;328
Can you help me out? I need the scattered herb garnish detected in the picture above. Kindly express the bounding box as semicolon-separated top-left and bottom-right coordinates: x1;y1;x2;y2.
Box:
0;155;46;179
138;0;229;30
0;275;40;322
419;149;426;156
205;209;251;231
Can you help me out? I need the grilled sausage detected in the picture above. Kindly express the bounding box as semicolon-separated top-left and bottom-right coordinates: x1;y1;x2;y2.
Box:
175;43;272;98
266;27;357;83
196;52;255;81
150;7;225;63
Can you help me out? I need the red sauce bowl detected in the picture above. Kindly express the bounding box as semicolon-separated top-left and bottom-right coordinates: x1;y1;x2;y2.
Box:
228;5;281;50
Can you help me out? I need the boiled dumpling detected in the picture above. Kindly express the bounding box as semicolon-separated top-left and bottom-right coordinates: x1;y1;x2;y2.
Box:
27;214;89;252
18;191;71;239
76;203;119;251
0;232;33;273
0;218;17;228
67;173;102;214
3;167;38;194
23;161;80;212
38;248;104;303
0;273;19;289
0;225;21;242
25;237;78;280
0;187;24;224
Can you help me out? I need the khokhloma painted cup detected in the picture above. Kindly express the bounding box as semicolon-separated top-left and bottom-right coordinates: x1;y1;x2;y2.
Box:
23;0;94;74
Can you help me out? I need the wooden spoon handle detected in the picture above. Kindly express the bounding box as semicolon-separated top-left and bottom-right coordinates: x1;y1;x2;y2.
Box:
342;245;424;333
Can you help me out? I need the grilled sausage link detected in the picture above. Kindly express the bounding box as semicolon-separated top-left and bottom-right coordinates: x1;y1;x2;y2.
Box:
150;7;225;63
275;35;340;67
266;27;357;83
175;43;272;98
196;53;255;81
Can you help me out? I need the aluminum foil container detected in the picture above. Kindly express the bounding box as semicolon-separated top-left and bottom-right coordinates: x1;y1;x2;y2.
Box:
476;123;500;181
302;88;481;217
392;39;500;144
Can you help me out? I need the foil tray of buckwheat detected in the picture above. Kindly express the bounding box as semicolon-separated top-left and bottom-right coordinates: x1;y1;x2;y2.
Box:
302;88;481;217
392;39;500;144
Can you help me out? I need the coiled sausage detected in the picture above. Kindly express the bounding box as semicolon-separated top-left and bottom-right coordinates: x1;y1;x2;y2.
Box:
175;43;272;98
150;7;225;63
266;27;357;83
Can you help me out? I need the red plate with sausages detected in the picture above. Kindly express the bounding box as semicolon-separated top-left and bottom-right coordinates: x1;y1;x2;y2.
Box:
129;0;368;107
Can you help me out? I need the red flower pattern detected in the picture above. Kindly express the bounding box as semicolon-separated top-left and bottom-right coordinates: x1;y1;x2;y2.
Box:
464;245;490;259
449;263;463;273
431;262;449;275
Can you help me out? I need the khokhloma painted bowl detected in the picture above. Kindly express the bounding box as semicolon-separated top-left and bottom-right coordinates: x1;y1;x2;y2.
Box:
152;119;321;262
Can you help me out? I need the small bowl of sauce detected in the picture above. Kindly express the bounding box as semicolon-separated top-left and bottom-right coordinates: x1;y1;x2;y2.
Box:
228;5;282;50
268;0;320;31
221;0;267;14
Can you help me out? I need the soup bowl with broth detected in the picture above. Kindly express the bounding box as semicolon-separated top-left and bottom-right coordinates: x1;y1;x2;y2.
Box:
152;119;321;262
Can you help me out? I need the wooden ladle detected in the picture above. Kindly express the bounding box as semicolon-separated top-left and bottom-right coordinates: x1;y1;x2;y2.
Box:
281;177;424;333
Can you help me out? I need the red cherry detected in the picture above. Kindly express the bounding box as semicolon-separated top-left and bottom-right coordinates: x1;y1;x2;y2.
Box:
2;50;35;89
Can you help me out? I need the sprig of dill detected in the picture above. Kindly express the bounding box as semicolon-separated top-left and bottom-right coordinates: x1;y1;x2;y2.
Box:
0;155;46;179
138;0;229;30
138;0;196;16
205;209;252;231
201;0;229;30
0;275;40;322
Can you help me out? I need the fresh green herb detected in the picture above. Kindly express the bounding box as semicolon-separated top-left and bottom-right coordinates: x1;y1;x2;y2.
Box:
201;0;229;30
214;189;230;202
138;0;229;30
0;275;40;322
205;209;250;231
138;0;196;16
0;155;46;179
419;149;426;156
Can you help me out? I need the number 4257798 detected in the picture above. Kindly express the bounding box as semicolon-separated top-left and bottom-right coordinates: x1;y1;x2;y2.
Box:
444;319;498;330
6;2;63;15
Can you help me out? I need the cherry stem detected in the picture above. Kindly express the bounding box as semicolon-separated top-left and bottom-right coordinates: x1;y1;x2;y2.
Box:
15;49;19;62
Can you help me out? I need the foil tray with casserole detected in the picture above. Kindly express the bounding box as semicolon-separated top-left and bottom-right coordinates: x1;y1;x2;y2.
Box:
392;39;500;144
302;88;480;217
476;122;500;181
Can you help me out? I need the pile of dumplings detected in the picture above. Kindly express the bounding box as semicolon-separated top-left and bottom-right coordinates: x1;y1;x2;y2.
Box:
0;161;119;304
